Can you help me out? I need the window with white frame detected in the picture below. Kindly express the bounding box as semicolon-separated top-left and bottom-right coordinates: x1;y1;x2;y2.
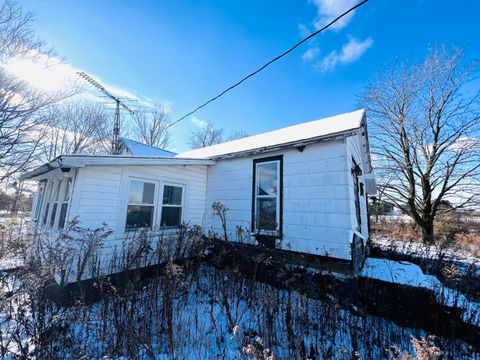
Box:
42;180;54;226
49;180;62;227
58;177;72;229
253;157;282;234
34;180;46;223
125;179;156;230
38;177;73;229
161;184;184;227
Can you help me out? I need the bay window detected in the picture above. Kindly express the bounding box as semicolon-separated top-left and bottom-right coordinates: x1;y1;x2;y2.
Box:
37;177;73;229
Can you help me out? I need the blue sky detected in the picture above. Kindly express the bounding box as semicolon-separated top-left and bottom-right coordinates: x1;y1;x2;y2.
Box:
19;0;480;152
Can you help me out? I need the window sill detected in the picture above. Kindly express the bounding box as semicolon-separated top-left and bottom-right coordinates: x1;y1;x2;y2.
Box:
124;226;181;234
251;230;281;238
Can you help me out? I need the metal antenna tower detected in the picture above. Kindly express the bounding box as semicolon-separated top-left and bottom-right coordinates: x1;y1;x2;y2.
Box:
77;72;135;155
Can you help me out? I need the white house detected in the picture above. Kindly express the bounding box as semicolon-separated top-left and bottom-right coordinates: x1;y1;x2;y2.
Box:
22;109;375;276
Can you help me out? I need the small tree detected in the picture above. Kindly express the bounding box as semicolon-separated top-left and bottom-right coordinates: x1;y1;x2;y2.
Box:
188;122;224;149
131;104;171;149
226;130;250;141
362;46;480;243
40;100;110;160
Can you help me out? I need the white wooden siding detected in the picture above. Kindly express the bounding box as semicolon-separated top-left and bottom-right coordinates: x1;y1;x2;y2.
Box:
31;134;373;281
204;139;356;260
70;164;208;254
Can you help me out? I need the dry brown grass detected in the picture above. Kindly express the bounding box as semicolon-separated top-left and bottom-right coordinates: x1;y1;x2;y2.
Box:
371;214;480;256
371;218;420;242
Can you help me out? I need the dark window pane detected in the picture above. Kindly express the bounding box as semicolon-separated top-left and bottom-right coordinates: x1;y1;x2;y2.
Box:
126;205;154;229
257;198;277;230
50;203;57;227
58;203;68;229
257;162;277;196
161;206;182;227
43;203;50;225
163;185;182;205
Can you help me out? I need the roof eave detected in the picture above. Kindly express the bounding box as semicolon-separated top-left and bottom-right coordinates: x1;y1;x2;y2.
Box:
20;158;64;181
21;155;215;180
58;156;215;167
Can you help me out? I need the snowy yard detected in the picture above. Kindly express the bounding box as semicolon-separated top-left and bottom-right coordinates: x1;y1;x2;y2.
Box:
0;214;479;359
1;261;479;359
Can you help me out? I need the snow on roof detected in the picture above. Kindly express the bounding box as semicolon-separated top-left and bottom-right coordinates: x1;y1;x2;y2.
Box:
121;138;176;157
177;109;365;159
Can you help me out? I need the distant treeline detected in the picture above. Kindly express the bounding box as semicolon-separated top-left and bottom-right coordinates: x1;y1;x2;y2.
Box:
0;190;32;214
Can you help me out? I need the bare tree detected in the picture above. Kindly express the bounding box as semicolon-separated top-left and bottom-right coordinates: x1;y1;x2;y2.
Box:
0;1;72;183
188;122;224;149
132;105;171;149
0;68;73;182
39;100;110;160
226;130;250;141
362;46;480;243
0;0;53;61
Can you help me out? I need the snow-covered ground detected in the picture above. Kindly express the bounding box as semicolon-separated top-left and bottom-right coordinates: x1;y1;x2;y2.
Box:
0;214;478;358
371;235;480;271
361;258;480;326
0;215;29;272
1;263;478;359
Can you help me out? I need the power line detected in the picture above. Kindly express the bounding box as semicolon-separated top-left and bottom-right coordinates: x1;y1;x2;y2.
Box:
166;0;368;130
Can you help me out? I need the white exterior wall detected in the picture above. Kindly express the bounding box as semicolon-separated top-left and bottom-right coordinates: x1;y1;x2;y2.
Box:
30;135;371;279
70;164;208;248
204;139;357;260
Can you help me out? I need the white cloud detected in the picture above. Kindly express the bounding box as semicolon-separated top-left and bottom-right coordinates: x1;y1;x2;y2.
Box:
300;0;359;65
191;116;208;128
302;47;320;61
3;53;78;92
310;0;358;31
318;37;373;71
161;100;173;114
298;23;311;38
447;136;479;154
2;53;154;108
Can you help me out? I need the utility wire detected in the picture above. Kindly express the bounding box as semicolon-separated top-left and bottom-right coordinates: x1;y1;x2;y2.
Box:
166;0;368;130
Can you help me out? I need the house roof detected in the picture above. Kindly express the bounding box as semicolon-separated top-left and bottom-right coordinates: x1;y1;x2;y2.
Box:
21;109;373;181
120;137;176;157
20;155;214;181
177;109;366;160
